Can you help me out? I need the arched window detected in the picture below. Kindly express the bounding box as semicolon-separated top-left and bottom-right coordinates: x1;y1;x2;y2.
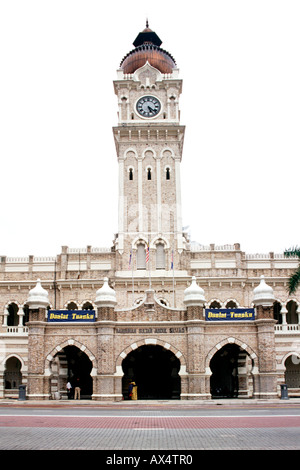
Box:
137;243;146;269
7;303;19;327
82;302;94;310
129;168;133;180
147;168;152;180
23;304;30;324
287;300;298;324
67;302;78;310
4;357;22;390
274;301;282;324
166;167;170;180
225;300;237;309
156;243;165;269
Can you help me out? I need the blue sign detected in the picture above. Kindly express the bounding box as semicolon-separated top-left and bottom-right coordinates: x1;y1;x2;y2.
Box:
205;308;255;321
48;310;96;322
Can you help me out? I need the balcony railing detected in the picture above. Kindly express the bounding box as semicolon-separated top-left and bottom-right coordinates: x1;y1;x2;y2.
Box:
275;324;300;332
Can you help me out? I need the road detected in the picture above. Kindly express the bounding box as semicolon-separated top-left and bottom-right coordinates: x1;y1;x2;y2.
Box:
0;401;299;452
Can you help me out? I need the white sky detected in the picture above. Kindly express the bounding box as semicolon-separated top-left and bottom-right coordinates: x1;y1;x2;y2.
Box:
0;0;299;257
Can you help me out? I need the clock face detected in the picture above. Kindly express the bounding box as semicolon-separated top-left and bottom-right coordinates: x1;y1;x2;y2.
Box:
136;96;161;118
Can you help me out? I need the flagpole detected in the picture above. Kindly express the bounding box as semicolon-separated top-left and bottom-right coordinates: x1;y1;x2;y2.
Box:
129;250;134;305
146;241;151;289
171;248;175;307
132;256;134;305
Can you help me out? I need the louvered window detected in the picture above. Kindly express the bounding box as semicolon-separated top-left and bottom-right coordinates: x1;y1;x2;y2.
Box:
137;243;146;269
156;243;165;269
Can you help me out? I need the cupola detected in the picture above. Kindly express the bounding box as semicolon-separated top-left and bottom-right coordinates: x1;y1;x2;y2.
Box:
184;276;206;307
120;21;176;74
95;277;117;308
253;275;275;307
27;279;50;310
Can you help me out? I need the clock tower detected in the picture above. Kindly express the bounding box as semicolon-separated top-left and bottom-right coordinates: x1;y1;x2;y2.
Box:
113;23;186;278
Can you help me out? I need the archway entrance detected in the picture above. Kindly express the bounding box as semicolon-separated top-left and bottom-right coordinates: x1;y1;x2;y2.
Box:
210;344;253;398
285;355;300;396
4;357;22;396
51;346;93;399
122;345;181;400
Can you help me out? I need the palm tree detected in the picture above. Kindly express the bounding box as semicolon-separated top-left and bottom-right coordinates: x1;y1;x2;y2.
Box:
284;246;300;294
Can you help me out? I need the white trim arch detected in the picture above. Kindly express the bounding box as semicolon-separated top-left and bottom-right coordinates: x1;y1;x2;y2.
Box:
1;353;26;371
79;300;95;310
160;147;175;159
124;148;138;160
115;338;187;377
131;236;148;250
280;351;300;369
206;337;258;371
208;299;223;308
142;147;157;159
64;300;79;310
45;339;97;377
150;235;170;250
224;299;240;308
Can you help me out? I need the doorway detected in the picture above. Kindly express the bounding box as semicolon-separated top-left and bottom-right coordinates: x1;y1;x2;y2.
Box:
122;345;181;400
52;345;93;399
210;344;248;398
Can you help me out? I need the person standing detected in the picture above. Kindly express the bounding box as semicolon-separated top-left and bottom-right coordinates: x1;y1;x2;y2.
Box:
128;381;138;400
66;381;72;399
74;378;81;400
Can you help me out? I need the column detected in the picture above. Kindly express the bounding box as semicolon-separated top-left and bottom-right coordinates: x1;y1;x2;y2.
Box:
18;306;24;332
252;276;278;399
27;308;48;400
117;157;124;252
138;157;143;233
2;308;8;327
185;319;209;399
183;278;207;399
94;279;120;401
94;323;120;401
26;279;50;400
156;156;161;233
281;306;288;331
174;157;183;251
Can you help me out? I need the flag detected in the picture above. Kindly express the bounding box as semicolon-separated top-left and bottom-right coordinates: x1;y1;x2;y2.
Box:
171;249;174;270
128;250;132;269
146;243;150;263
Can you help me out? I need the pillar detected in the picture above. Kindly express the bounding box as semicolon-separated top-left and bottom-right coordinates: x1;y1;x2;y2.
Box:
183;277;208;399
26;279;50;400
94;278;121;401
253;276;278;399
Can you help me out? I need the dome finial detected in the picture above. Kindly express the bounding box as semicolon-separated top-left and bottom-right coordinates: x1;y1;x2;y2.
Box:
183;276;206;307
146;18;149;28
27;278;50;310
95;277;117;308
252;275;275;307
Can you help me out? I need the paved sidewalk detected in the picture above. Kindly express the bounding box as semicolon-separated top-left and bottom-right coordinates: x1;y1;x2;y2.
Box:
0;398;299;450
1;397;300;408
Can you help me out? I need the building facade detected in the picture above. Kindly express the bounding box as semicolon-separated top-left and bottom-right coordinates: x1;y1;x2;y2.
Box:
0;24;299;401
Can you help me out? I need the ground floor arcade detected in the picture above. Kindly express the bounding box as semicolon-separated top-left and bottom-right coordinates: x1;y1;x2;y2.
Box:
2;337;300;400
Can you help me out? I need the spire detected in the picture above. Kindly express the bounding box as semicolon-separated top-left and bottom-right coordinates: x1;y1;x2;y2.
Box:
133;23;162;47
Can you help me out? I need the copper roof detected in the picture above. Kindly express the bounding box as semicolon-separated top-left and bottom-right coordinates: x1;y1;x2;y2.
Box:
120;23;176;74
